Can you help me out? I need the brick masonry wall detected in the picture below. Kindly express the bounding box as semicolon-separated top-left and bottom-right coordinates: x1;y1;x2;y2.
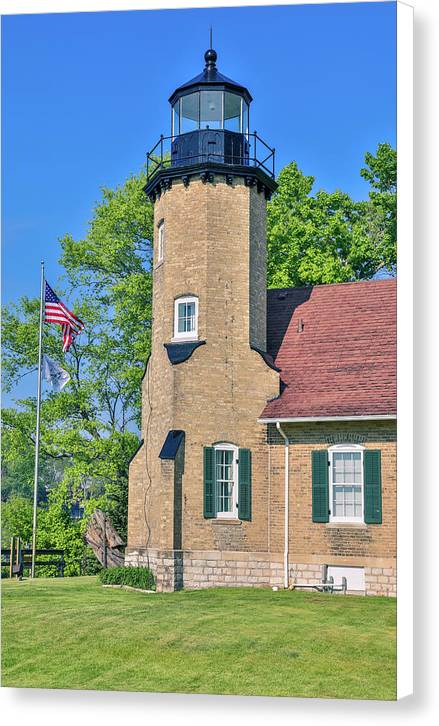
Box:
249;185;267;351
127;419;396;595
126;177;397;598
266;421;397;564
127;176;280;556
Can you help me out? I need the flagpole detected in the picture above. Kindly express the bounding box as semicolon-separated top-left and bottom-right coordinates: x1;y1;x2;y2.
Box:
31;260;45;579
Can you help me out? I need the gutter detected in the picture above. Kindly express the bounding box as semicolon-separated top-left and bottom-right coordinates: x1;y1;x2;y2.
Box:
259;414;396;424
276;422;289;590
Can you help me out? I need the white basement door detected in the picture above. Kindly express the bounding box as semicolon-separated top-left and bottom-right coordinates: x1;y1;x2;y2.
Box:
327;565;365;592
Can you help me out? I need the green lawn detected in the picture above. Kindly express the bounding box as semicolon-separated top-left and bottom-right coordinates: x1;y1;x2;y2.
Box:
1;576;396;699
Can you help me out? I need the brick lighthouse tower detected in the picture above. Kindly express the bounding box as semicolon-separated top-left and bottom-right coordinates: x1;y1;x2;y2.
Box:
126;46;280;591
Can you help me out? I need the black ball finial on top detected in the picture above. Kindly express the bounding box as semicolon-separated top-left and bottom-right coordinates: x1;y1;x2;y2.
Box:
204;47;217;69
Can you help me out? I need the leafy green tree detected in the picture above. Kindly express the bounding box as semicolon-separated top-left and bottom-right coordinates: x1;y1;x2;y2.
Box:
1;495;34;547
359;142;397;275
2;170;154;541
1;409;67;503
1;491;96;576
267;143;396;287
36;483;93;576
361;142;396;194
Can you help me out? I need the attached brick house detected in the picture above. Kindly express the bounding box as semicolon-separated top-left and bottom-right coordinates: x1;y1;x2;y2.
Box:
126;48;397;596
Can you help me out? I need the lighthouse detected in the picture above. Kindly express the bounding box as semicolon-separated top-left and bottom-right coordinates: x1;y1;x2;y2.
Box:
126;46;280;591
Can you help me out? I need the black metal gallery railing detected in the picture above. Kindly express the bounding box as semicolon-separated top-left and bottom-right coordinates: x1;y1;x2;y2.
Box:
146;131;275;181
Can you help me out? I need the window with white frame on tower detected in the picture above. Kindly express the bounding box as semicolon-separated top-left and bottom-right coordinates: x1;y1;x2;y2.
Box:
329;445;364;523
173;296;198;341
157;220;164;264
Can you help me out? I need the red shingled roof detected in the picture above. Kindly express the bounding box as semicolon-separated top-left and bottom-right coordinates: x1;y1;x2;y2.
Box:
260;279;396;419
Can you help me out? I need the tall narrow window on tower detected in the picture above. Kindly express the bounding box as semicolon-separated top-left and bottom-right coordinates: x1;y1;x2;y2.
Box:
157;220;164;264
173;296;198;341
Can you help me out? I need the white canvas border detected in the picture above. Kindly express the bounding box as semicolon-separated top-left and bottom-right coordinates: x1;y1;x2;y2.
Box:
396;0;414;701
0;0;420;720
0;0;393;15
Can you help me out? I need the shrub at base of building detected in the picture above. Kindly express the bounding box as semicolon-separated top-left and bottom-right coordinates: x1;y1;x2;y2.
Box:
99;565;155;590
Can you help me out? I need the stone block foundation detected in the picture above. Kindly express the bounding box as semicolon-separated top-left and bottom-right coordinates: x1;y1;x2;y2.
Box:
290;562;396;597
125;549;396;596
126;548;284;591
364;566;397;597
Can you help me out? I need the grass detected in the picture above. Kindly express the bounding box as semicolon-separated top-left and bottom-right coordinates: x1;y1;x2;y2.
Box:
1;576;396;699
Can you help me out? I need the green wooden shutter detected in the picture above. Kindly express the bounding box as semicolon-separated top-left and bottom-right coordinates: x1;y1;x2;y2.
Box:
364;450;382;524
238;448;252;521
203;447;216;518
312;450;329;522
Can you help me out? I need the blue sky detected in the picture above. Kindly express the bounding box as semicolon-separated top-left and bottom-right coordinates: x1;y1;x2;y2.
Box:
2;2;396;363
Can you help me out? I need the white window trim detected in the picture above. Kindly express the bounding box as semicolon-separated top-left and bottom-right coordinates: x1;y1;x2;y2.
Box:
214;442;239;520
172;295;199;342
328;444;365;524
157;220;164;264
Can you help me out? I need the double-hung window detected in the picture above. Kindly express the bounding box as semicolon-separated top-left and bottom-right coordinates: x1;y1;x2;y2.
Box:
329;445;364;523
173;296;198;341
203;444;251;521
215;444;238;519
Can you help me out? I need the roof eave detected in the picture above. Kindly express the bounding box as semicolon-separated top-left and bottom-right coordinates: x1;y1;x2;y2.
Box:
257;414;397;424
169;82;252;106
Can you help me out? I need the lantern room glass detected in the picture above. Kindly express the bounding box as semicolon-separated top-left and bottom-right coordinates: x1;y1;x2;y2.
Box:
172;91;249;136
224;92;241;132
200;91;222;129
242;100;249;135
172;102;180;137
180;93;199;133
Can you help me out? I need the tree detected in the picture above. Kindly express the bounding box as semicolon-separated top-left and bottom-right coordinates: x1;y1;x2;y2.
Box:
360;142;396;194
1;496;34;547
267;143;396;287
359;142;397;276
2;170;154;540
1;490;97;575
36;482;95;576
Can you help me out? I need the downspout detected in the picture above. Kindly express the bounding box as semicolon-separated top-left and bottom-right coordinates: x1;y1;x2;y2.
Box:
276;422;289;589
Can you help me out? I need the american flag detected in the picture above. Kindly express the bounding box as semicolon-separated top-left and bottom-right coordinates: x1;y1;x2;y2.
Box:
45;281;85;352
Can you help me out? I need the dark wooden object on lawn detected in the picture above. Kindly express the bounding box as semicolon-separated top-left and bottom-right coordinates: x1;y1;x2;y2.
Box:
85;509;125;568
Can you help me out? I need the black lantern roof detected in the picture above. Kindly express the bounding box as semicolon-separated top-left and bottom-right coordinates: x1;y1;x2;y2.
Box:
168;48;252;106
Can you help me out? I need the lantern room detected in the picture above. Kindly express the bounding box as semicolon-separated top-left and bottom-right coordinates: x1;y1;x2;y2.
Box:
171;89;249;136
168;48;251;168
170;49;250;137
144;46;276;200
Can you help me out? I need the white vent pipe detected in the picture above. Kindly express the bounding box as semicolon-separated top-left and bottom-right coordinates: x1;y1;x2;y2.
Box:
276;422;289;589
